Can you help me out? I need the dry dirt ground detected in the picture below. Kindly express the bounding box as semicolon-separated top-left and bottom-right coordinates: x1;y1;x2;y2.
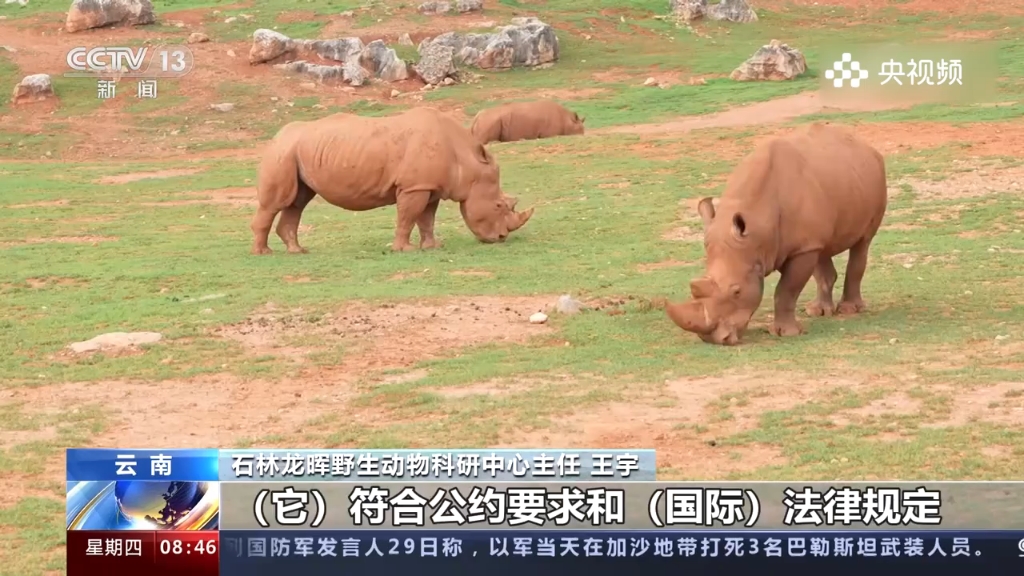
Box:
1;0;1023;517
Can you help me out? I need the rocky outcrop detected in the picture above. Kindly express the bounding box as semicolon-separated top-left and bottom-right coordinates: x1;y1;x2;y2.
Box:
707;0;757;23
418;0;482;15
64;0;155;33
250;30;408;85
730;39;806;81
417;17;558;70
11;74;55;104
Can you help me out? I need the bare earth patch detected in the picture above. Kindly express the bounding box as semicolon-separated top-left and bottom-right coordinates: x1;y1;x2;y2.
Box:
831;392;924;427
497;370;873;478
139;187;256;207
897;163;1024;201
96;168;204;184
598;92;914;136
8;199;68;208
450;269;494;278
216;296;556;372
637;259;696;272
925;382;1024;427
1;236;117;247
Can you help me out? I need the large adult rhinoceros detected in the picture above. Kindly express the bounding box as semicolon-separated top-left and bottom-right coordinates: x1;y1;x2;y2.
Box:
250;107;535;254
666;122;888;345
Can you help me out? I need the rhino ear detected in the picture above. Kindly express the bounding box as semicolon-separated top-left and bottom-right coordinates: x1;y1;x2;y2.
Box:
477;143;492;164
697;197;716;229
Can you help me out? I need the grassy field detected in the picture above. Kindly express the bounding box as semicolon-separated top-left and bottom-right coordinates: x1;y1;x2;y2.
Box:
2;0;1024;573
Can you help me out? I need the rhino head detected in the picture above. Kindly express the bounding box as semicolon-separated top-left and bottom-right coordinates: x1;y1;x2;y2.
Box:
567;111;586;136
665;197;767;345
459;144;535;243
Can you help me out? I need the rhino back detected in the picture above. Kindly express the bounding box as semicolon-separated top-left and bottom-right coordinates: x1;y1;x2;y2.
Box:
773;124;887;255
292;110;459;210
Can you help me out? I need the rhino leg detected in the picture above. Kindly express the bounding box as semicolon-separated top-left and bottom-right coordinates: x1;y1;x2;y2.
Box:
275;182;316;254
805;254;838;317
770;251;818;337
837;238;870;315
392;191;433;252
251;206;278;255
417;199;442;250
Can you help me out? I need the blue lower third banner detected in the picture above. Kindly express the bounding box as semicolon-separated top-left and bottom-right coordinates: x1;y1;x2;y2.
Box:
220;530;1024;575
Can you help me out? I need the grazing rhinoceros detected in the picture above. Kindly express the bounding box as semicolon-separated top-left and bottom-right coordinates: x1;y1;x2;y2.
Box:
250;107;535;254
666;122;888;345
470;100;585;145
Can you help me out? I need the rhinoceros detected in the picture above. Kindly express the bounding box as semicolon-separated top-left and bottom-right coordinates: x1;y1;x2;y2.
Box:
470;100;585;145
666;122;888;345
250;107;535;254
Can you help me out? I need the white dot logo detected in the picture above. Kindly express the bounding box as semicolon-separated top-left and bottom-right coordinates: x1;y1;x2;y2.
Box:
824;52;869;88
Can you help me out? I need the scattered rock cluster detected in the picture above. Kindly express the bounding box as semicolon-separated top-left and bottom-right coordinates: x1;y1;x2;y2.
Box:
671;0;757;23
11;74;54;104
730;39;807;81
249;29;408;86
418;0;483;15
417;17;559;71
64;0;155;33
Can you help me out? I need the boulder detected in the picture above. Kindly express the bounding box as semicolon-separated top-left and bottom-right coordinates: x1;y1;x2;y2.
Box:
68;331;162;354
413;43;457;85
11;73;54;104
418;0;451;14
65;0;155;33
417;17;558;70
730;39;806;81
250;31;408;84
249;29;296;64
360;40;409;82
456;0;483;12
707;0;757;23
418;0;482;14
670;0;706;22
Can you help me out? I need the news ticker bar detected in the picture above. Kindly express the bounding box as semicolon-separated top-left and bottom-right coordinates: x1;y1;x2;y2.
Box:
222;481;1019;530
65;449;656;481
67;530;1024;576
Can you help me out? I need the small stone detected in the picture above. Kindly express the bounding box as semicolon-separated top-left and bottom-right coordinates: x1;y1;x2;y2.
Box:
200;308;214;315
226;49;237;58
889;338;899;345
995;335;1010;341
188;32;210;44
339;10;354;16
210;102;234;112
529;312;548;324
555;294;583;314
270;96;279;101
224;16;237;24
964;290;972;295
398;32;414;46
390;89;400;97
643;77;658;86
442;76;455;85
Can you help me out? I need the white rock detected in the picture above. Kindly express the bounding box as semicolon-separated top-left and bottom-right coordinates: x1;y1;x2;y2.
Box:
529;312;548;324
210;103;234;112
69;332;162;353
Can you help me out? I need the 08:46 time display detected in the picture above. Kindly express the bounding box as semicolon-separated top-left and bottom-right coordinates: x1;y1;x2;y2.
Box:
159;538;217;554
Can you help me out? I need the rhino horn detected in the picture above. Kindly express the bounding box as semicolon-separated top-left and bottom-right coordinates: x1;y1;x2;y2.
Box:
665;299;714;335
507;206;535;231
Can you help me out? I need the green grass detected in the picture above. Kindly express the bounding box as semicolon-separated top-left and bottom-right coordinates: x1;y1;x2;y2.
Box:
3;1;1024;573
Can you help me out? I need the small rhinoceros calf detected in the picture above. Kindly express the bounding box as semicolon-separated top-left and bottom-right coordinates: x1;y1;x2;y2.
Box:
666;122;888;345
251;107;535;254
470;100;585;145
